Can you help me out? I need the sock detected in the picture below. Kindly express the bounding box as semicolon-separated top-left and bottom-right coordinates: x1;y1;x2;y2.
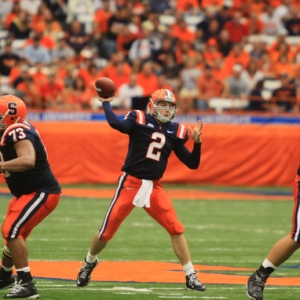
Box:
0;266;13;279
86;251;97;264
16;267;32;284
183;262;194;276
258;258;277;275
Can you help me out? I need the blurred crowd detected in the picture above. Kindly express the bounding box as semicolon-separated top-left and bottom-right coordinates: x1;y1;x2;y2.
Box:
0;0;300;114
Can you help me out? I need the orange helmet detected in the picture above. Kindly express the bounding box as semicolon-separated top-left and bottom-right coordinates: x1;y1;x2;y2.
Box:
0;95;27;131
148;89;177;123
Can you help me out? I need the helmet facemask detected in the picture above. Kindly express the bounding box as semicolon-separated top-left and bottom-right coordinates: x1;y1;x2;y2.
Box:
148;89;177;123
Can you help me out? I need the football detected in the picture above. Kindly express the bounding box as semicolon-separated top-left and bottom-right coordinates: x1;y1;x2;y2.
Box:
94;77;116;98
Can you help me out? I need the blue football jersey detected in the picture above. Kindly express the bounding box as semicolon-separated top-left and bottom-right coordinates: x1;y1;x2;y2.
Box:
121;110;188;180
0;121;61;197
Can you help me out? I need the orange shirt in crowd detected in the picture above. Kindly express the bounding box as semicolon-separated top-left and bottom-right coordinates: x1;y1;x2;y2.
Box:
223;50;251;71
16;82;41;107
109;72;130;91
176;0;199;11
31;71;48;86
136;73;159;96
39;81;64;101
201;0;223;8
197;75;223;99
223;21;249;43
172;25;195;43
272;61;296;78
94;8;112;34
99;63;132;78
69;88;94;108
5;13;18;29
23;35;56;50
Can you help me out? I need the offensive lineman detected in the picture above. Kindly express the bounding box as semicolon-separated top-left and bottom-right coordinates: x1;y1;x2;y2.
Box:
76;89;205;291
0;95;61;298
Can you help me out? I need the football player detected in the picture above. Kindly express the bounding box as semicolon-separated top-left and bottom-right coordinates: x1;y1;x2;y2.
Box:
77;89;206;291
247;167;300;300
0;95;61;298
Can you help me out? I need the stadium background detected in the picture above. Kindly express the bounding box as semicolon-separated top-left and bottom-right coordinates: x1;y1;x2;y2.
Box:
0;0;300;187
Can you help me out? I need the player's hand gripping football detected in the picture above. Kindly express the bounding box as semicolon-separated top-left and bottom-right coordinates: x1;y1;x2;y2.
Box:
98;94;116;103
188;121;203;144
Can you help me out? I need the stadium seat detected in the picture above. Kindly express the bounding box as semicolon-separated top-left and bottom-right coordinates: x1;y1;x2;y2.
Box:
263;80;282;91
159;15;176;26
77;14;94;34
208;97;249;112
11;39;26;55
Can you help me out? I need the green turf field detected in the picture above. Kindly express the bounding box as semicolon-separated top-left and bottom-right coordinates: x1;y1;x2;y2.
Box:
0;186;298;299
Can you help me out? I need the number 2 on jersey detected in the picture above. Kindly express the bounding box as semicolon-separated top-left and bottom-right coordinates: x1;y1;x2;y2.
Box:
146;132;166;161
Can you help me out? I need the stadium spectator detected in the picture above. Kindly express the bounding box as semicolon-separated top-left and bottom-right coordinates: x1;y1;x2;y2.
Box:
149;0;173;14
250;40;267;61
39;71;64;108
272;53;296;79
69;75;94;110
77;89;206;293
215;5;232;29
172;17;195;43
203;38;223;66
65;19;89;54
117;72;144;109
176;0;200;14
22;35;51;65
128;23;161;72
285;6;300;36
175;40;196;66
136;61;159;97
30;61;48;86
259;3;283;36
93;0;113;37
52;33;75;62
196;63;224;110
271;71;296;112
108;61;130;92
5;1;21;30
116;24;140;57
8;10;31;40
0;41;20;76
223;63;250;100
223;10;249;43
178;57;202;110
243;59;265;91
246;79;269;111
106;7;130;57
205;18;221;41
0;0;13;29
161;52;181;93
15;74;42;108
223;42;251;71
0;95;61;299
244;11;264;35
217;29;233;57
43;0;67;26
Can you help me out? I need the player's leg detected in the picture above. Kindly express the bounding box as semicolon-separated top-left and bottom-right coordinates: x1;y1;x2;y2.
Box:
2;192;60;298
247;173;300;300
145;182;206;291
77;173;138;287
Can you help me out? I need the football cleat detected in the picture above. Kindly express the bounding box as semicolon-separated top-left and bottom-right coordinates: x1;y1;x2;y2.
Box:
77;258;99;287
185;273;206;291
246;271;268;300
3;280;39;298
0;277;15;290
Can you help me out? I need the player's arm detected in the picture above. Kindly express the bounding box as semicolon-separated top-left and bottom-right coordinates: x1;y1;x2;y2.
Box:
0;139;36;173
100;97;134;133
173;121;203;169
174;143;201;169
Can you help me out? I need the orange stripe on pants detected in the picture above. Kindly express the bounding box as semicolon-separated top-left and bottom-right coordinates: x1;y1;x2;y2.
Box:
2;192;60;243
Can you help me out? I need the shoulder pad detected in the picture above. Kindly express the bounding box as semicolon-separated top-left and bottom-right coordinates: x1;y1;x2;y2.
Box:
0;123;31;146
176;123;188;139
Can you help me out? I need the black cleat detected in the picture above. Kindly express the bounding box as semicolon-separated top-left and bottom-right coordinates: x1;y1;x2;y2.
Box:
246;271;268;300
3;281;39;299
185;273;206;291
0;277;15;290
77;258;99;287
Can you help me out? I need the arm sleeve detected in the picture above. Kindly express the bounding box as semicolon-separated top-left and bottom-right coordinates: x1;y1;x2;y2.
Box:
103;101;134;134
173;142;201;169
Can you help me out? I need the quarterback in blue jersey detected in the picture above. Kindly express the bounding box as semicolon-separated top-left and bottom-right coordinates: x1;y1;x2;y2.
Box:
0;95;61;299
77;89;205;291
